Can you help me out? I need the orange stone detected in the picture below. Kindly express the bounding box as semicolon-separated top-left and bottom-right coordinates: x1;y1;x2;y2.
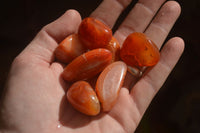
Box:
96;61;127;112
54;34;87;63
67;81;100;116
105;36;120;62
120;32;160;67
78;17;112;49
62;48;112;82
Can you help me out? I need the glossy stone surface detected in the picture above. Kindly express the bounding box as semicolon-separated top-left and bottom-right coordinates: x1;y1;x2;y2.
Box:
67;81;100;116
62;48;112;82
96;61;127;112
54;34;87;63
105;36;120;62
78;17;112;49
127;66;143;77
120;32;160;67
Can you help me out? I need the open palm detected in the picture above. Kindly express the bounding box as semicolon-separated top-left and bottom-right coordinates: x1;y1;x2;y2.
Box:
0;0;184;133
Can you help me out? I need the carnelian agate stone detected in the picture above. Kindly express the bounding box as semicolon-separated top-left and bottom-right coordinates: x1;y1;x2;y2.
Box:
120;32;160;67
78;17;112;49
106;37;120;62
67;81;100;116
54;34;87;63
96;61;127;112
62;48;112;82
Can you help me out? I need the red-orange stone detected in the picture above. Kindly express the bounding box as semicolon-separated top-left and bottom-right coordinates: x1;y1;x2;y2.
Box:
54;34;87;63
96;61;127;112
78;17;112;49
62;48;112;82
120;32;160;67
67;81;100;116
105;37;120;62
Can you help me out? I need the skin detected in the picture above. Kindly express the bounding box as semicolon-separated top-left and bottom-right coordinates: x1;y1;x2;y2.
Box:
0;0;184;133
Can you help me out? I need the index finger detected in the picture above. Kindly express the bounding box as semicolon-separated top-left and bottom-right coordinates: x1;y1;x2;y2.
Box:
90;0;132;28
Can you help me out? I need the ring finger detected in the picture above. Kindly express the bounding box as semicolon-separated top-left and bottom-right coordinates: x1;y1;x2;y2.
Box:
118;1;181;88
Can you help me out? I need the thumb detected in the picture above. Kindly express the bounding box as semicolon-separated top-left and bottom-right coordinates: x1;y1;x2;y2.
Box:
19;9;82;64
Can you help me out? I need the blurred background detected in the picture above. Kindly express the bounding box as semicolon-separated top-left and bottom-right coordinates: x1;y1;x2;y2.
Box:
0;0;199;132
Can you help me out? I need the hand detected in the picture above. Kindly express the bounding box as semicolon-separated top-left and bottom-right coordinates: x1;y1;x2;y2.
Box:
0;0;184;133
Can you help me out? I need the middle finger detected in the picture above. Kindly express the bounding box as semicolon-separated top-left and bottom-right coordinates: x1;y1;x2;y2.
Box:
114;0;166;44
